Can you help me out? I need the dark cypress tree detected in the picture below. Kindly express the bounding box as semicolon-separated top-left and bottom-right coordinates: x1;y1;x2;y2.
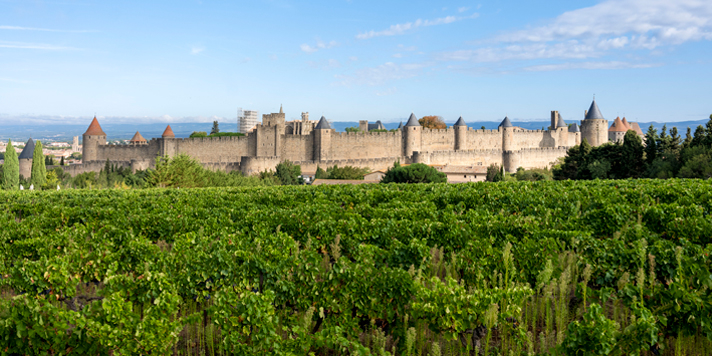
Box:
30;140;47;187
644;125;658;165
60;156;65;166
210;121;220;135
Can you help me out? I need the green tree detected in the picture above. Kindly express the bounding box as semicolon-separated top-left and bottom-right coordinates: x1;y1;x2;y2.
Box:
31;140;47;187
314;165;328;179
381;162;446;183
275;160;302;185
2;139;19;190
210;121;220;135
325;165;369;180
147;154;208;188
190;131;208;138
620;130;645;178
669;127;681;153
682;127;693;150
644;125;658;165
60;156;65;166
344;126;361;133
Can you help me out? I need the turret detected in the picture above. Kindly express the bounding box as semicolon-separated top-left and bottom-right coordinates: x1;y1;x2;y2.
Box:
403;113;422;157
313;116;332;161
82;116;106;162
499;116;518;173
129;131;147;145
454;116;467;151
580;99;608;146
162;125;175;138
18;138;35;179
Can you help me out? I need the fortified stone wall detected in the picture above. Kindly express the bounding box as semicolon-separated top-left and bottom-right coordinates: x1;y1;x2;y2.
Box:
328;131;402;160
281;135;314;162
421;128;455;152
515;147;569;169
467;129;502;150
511;130;556;148
168;136;251;163
412;149;503;167
96;142;159;162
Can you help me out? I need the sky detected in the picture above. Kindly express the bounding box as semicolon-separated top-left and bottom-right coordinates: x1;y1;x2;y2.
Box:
0;0;711;126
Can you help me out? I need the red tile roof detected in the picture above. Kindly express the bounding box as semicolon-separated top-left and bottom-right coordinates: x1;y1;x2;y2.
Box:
609;117;629;132
130;131;147;142
84;116;106;136
162;125;175;138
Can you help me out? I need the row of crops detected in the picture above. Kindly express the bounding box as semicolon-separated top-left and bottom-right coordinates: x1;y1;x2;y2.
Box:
1;180;711;355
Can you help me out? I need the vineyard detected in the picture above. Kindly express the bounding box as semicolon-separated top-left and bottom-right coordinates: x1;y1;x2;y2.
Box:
1;180;711;355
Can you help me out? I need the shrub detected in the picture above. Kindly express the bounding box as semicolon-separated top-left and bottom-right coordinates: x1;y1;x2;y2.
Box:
275;160;303;185
381;162;446;183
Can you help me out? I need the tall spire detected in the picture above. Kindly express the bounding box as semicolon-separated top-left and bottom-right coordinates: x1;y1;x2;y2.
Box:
279;104;283;114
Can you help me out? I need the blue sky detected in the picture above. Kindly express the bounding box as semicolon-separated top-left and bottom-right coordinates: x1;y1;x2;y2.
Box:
1;0;711;125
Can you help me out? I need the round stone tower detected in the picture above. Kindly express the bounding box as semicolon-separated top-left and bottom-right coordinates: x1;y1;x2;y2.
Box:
453;116;467;151
580;99;608;146
18;138;35;180
82;116;106;162
313;116;332;161
500;116;518;173
403;113;422;157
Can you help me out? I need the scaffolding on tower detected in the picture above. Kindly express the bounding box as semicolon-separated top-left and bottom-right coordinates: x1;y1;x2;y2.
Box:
238;108;259;134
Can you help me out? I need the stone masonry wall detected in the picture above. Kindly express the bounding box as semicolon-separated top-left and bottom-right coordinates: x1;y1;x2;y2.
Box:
328;131;402;160
421;128;456;152
515;147;569;169
466;129;502;150
512;130;556;149
412;149;503;167
171;136;251;163
281;135;314;162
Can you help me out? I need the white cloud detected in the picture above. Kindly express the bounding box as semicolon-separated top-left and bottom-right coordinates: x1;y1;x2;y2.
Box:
495;0;712;47
458;7;469;13
0;41;77;50
376;87;398;96
191;46;204;55
522;61;660;72
0;25;94;33
392;53;403;58
436;0;712;67
300;39;338;53
335;62;430;86
356;13;479;39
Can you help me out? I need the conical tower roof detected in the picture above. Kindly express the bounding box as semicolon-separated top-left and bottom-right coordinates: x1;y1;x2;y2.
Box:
609;117;628;132
556;116;567;128
621;117;631;130
315;116;331;130
499;116;513;128
130;131;147;143
454;116;467;127
568;123;580;133
631;122;644;135
584;100;604;121
18;138;35;160
162;125;175;138
405;113;420;127
397;121;403;129
84;116;106;136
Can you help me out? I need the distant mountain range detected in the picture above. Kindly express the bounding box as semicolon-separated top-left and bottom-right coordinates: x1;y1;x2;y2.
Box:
0;119;708;143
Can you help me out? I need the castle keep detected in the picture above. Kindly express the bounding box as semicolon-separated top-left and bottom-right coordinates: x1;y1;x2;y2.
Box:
64;100;609;176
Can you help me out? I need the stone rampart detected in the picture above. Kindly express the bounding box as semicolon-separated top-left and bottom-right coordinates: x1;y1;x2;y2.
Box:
328;131;402;159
